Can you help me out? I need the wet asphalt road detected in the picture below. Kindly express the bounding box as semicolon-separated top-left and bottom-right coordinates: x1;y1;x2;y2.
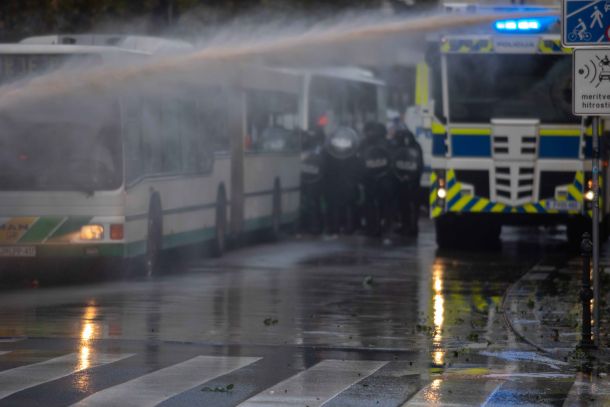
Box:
0;219;606;406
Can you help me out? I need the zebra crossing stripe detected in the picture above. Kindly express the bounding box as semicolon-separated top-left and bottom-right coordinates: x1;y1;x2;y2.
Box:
0;352;133;400
71;355;260;407
402;378;502;406
237;359;387;407
0;337;24;343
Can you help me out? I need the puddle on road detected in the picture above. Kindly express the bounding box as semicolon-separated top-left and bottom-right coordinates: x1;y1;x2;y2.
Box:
299;252;374;267
479;350;569;370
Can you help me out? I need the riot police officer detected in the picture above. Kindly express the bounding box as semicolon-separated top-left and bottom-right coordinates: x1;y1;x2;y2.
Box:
322;126;361;235
390;128;423;236
360;122;393;236
299;128;325;234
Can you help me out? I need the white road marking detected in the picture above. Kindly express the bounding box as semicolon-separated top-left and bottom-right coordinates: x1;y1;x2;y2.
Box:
71;355;260;407
0;351;10;356
237;359;387;407
403;378;502;406
0;338;24;343
0;352;133;400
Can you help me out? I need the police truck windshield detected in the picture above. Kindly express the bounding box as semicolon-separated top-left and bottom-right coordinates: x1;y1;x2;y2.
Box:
447;54;577;124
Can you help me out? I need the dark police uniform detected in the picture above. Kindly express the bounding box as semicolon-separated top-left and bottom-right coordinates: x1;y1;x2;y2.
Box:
390;129;423;236
299;129;325;234
322;127;361;235
361;122;392;236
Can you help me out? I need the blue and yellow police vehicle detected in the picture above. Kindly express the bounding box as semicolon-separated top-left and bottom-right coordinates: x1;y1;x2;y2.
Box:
414;3;609;247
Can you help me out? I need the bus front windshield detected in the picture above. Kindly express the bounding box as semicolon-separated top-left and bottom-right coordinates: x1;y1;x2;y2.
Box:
447;54;577;124
0;99;122;192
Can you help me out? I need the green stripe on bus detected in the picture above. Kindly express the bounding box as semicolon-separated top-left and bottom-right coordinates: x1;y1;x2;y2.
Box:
244;212;299;232
163;227;216;250
48;216;93;240
19;217;64;243
125;211;298;258
125;227;216;258
126;240;146;258
244;216;273;232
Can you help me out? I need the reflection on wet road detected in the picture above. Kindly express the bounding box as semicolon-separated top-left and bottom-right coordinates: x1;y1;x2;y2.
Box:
0;219;605;406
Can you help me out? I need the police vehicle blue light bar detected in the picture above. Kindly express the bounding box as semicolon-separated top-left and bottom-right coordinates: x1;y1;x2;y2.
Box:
495;19;541;32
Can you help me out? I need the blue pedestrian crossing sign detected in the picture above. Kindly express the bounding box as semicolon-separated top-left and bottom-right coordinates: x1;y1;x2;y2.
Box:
563;1;610;46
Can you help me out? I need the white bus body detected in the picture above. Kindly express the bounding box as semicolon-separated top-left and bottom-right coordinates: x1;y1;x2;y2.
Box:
0;35;302;265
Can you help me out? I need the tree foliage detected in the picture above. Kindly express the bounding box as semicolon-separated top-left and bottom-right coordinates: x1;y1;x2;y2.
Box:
0;0;427;42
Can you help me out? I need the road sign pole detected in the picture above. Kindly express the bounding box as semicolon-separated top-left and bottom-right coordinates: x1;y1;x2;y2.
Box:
567;2;609;350
592;116;601;347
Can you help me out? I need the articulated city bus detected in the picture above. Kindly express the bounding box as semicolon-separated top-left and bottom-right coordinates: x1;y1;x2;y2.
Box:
0;35;302;275
413;4;610;248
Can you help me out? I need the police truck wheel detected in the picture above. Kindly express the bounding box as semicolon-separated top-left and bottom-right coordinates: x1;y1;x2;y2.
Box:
145;197;163;277
435;217;456;249
213;188;227;257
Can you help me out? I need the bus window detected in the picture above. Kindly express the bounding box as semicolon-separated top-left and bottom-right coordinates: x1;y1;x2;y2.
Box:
308;77;344;134
200;90;230;154
246;90;299;153
348;82;378;131
183;97;214;174
309;75;382;135
0;98;122;191
141;100;163;174
0;54;102;86
124;97;144;182
181;99;199;173
161;100;183;173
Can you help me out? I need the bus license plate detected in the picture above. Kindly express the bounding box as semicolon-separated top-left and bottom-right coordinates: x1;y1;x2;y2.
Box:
0;246;36;257
545;200;580;212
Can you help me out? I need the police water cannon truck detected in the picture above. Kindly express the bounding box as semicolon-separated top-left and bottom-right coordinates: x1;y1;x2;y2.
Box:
413;3;610;247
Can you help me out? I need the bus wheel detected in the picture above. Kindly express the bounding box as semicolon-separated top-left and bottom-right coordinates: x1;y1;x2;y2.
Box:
435;216;456;249
270;181;282;241
145;197;163;277
213;187;227;257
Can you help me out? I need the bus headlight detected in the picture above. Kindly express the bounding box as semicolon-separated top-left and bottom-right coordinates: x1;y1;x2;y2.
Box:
585;189;595;201
80;225;104;241
437;187;447;199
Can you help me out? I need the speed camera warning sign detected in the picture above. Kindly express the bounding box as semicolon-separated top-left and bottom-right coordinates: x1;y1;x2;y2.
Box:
573;48;610;114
